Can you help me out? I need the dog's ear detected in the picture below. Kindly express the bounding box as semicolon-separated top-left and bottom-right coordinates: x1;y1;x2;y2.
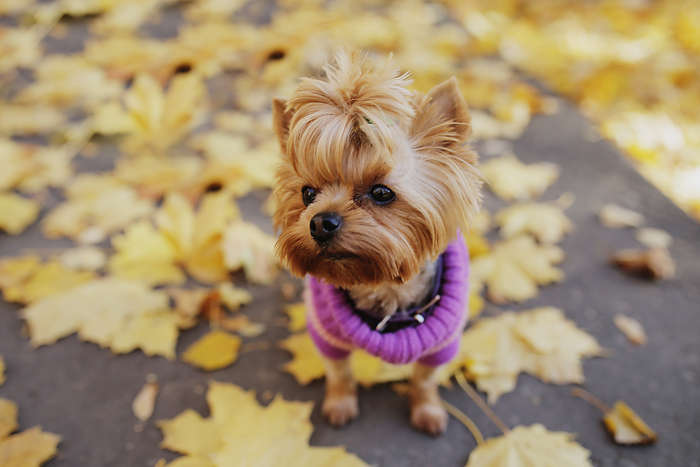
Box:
272;98;294;153
411;77;470;150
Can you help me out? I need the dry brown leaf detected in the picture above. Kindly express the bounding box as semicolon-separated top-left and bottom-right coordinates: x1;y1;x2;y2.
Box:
157;381;366;466
472;235;564;303
133;376;159;422
21;278;178;358
603;401;657;445
182;331;241;371
458;308;602;402
0;398;60;467
0;357;4;386
613;314;647;345
495;202;572;243
465;424;592;467
0;193;40;235
599;204;644;228
481;154;559;201
611;247;675;280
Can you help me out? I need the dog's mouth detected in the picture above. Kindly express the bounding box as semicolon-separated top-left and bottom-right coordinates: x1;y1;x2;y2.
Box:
317;250;359;261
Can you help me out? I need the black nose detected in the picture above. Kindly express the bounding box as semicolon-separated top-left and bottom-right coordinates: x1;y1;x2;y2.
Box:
310;212;342;244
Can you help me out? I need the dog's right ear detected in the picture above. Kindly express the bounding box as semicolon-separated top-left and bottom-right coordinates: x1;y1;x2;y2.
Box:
272;98;294;153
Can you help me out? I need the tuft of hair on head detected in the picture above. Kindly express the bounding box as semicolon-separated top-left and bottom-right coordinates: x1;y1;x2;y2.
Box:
272;50;416;182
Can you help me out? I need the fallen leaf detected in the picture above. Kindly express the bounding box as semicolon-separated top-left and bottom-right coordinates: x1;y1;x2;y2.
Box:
217;283;252;311
222;221;278;284
472;235;564;303
133;376;159;422
0;398;60;467
42;176;153;243
156;191;240;283
481;154;559;201
495;202;572;243
459;308;602;402
0;357;4;386
168;287;210;329
279;332;451;388
599;204;644;228
108;220;185;286
636;227;672;249
0;255;40;291
157;381;367;466
465;424;592;467
611;247;675;280
58;246;106;272
182;331;241;371
0;399;17;439
0;193;40;235
613;314;647;346
284;302;307;332
21;278;178;358
603;401;657;445
217;315;266;338
2;260;94;304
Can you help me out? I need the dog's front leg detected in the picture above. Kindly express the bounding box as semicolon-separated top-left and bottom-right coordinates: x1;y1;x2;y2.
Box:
410;362;448;435
322;355;358;426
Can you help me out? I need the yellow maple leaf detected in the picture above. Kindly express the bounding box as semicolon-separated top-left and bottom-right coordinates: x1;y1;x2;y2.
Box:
603;401;656;445
284;302;307;332
0;398;60;467
2;260;94;304
481;154;559;201
108;220;185;286
98;72;207;154
222;221;278;284
459;308;602;402
280;332;430;387
158;381;367;466
182;331;241;371
21;278;178;358
495;203;572;244
0;193;40;235
42;175;153;243
156;191;240;283
472;235;564;303
465;424;592;467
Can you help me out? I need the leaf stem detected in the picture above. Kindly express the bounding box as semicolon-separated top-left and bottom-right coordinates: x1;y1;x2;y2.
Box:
455;372;510;434
571;387;611;414
442;400;485;445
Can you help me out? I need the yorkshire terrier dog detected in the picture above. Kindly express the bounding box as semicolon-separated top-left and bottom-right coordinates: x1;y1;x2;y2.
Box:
272;51;481;435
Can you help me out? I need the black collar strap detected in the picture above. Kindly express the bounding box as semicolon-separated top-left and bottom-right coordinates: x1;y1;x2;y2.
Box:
343;254;445;334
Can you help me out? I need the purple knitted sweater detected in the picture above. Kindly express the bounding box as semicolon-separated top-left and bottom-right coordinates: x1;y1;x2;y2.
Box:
306;237;469;367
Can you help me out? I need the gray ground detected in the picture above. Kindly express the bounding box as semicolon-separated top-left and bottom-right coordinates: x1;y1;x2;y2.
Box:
2;7;700;467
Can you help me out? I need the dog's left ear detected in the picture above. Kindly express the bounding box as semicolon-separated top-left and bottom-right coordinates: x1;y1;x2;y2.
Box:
272;98;294;153
411;77;470;149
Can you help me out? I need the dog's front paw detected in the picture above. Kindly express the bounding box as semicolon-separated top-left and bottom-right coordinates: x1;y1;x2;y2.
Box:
411;402;447;436
322;393;358;427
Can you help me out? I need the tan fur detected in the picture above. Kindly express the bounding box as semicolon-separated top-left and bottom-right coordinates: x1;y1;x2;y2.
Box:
272;51;481;434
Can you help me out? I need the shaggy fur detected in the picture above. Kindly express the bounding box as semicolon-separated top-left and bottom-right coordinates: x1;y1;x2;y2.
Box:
272;50;481;434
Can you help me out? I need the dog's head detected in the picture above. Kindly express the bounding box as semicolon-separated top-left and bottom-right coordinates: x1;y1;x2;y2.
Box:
273;51;481;288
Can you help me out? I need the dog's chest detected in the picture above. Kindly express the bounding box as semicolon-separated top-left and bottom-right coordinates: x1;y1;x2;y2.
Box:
346;260;437;317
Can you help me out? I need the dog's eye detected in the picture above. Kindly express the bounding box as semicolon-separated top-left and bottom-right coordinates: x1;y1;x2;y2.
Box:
369;184;395;205
301;186;317;206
